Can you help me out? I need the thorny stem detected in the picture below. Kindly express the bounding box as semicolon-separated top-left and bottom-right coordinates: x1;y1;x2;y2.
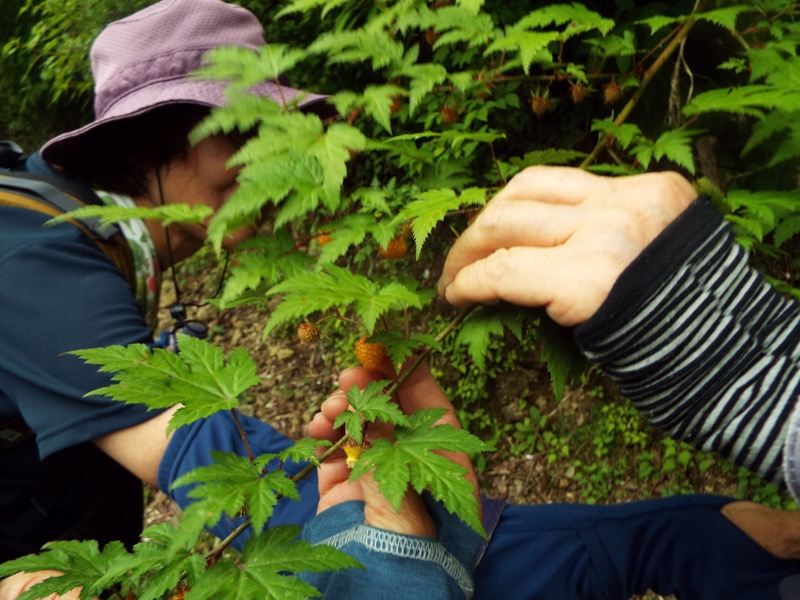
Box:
580;16;698;169
205;305;476;559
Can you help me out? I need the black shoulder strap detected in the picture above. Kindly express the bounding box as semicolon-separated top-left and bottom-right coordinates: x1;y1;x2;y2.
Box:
0;172;120;240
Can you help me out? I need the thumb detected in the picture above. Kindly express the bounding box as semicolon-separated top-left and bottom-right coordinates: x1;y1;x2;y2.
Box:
360;473;436;538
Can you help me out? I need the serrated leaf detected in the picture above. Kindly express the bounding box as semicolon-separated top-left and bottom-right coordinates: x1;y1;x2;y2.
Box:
486;30;558;74
394;188;486;258
172;451;300;535
370;330;442;369
70;337;260;432
454;310;505;370
652;129;698;174
335;380;407;442
186;526;360;600
537;312;585;399
221;230;314;305
47;204;213;229
0;540;132;600
696;6;749;32
352;409;493;534
265;265;425;335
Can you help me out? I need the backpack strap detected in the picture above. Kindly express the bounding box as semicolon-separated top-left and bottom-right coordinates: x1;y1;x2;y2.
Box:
0;172;136;289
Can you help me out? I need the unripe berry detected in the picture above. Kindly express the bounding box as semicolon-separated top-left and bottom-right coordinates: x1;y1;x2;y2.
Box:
378;236;408;259
440;105;459;125
344;440;364;469
355;336;387;370
297;322;320;345
603;81;623;105
530;95;551;118
570;83;589;104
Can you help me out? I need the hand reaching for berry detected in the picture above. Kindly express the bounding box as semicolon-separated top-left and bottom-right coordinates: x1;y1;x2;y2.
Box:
307;359;479;537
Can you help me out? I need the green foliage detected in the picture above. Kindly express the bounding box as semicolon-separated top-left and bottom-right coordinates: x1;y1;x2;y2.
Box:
71;335;260;433
8;0;800;595
353;408;493;535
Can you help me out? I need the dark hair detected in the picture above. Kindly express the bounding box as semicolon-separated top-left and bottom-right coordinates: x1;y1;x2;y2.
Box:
64;104;211;197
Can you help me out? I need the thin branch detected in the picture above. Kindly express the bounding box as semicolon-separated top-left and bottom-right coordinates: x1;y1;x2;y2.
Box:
580;17;698;169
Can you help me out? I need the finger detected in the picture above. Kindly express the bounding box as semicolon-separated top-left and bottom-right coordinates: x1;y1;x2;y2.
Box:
437;198;579;297
339;366;388;393
494;165;604;205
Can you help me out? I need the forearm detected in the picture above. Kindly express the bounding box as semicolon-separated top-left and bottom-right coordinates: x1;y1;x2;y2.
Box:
157;410;319;548
574;197;800;486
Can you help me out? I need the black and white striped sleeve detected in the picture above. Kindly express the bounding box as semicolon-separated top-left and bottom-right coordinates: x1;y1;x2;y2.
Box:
573;197;800;492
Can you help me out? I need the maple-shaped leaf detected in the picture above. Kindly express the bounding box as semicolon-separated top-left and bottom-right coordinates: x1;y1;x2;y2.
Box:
334;380;408;443
275;438;329;466
485;30;559;74
186;526;361;600
370;329;442;369
394;187;487;258
123;524;207;600
171;451;300;535
71;336;261;432
0;540;133;600
194;45;307;91
264;264;425;334
310;122;366;191
351;408;493;535
453;307;507;370
220;230;314;305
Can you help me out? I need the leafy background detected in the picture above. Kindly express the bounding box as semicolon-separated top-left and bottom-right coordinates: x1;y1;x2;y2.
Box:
3;1;800;599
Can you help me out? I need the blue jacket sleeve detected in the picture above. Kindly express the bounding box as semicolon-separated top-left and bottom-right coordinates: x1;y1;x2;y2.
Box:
299;495;483;599
157;410;319;549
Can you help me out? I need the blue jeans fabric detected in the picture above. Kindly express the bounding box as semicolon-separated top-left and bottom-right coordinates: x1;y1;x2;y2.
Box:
475;494;799;600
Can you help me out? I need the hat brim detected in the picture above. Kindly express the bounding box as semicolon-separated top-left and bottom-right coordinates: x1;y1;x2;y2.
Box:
41;77;334;168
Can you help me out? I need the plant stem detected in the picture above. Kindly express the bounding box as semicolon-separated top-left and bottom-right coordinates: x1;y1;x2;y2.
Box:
580;17;697;168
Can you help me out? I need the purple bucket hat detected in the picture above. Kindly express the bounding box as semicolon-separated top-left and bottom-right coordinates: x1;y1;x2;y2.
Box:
41;0;330;167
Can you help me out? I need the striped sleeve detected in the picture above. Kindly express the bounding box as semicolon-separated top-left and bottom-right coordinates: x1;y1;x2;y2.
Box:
574;197;800;488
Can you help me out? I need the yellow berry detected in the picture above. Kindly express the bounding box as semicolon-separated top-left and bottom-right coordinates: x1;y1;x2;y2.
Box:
344;441;364;469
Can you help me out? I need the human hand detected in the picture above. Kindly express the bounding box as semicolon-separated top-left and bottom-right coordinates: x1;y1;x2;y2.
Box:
307;360;478;537
438;166;697;326
0;571;84;600
721;501;800;560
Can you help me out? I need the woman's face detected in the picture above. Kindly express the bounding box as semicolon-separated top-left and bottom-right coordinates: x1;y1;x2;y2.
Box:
160;133;258;259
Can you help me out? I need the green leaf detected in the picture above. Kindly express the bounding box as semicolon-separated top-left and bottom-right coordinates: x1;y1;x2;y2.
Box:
537;312;585;400
352;408;493;535
221;230;314;305
370;329;442;369
47;204;213;229
486;30;558;74
652;129;698;174
695;7;749;32
265;265;425;335
0;540;132;600
172;451;300;535
335;380;408;442
394;187;487;258
70;336;260;432
186;526;361;600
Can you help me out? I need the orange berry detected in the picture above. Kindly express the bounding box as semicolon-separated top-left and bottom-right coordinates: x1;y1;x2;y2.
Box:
355;336;386;370
316;231;333;246
570;83;589;104
440;105;459;125
530;95;551;118
603;81;623;105
378;236;408;259
297;322;320;344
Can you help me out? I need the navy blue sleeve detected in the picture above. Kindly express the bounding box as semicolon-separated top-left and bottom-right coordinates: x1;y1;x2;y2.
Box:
157;409;319;548
0;207;160;458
